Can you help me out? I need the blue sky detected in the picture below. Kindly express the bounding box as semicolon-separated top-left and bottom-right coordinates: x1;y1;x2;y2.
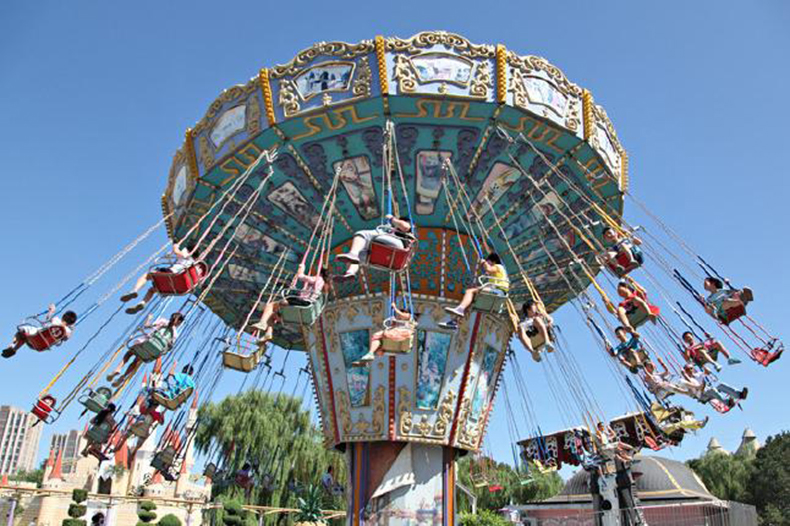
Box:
1;1;788;475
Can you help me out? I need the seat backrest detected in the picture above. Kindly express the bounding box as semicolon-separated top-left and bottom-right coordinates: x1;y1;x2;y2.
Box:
27;326;67;351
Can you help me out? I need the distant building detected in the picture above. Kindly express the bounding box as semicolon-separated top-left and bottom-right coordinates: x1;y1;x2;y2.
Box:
48;430;82;474
706;437;728;455
0;405;42;475
512;455;758;525
735;428;760;457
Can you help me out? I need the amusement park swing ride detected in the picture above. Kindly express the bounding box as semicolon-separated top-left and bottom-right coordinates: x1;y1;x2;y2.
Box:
2;31;783;526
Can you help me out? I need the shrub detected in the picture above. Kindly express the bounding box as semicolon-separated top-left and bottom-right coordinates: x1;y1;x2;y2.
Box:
71;489;88;504
157;513;183;526
459;509;511;526
137;500;158;524
68;504;87;518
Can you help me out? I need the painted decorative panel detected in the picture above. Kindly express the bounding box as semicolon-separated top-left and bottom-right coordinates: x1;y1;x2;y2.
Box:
415;150;452;215
334;156;379;221
339;329;371;407
415;330;453;410
470;344;499;423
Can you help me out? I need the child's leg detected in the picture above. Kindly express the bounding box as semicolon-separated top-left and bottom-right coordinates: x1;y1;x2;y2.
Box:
142;287;156;304
132;274;150;294
369;333;383;356
617;306;633;332
347;235;368;257
457;287;479;311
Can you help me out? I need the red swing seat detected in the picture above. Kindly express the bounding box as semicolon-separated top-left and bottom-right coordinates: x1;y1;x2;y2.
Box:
718;303;745;325
149;261;208;295
367;241;414;271
31;395;57;423
25;325;68;352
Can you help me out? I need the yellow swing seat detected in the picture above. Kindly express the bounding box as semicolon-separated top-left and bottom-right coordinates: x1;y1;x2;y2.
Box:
129;414;155;439
380;317;415;353
151;445;176;472
222;334;266;373
151;387;194;411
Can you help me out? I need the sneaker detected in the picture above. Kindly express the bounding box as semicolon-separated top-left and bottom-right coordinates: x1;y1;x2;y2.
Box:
352;352;375;367
740;387;748;400
531;351;542;363
333;272;357;282
125;303;146;315
444;306;465;318
714;362;722;372
1;347;17;359
545;343;556;353
740;287;754;303
438;320;459;330
727;358;741;365
336;253;360;264
120;292;138;303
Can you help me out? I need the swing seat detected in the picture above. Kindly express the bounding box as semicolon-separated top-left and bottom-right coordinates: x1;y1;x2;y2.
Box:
151;387;194;411
24;325;68;352
149;261;208;295
223;346;265;372
366;227;417;272
381;334;414;353
129;414;155;439
87;421;113;444
129;330;173;363
31;396;57;423
235;472;253;489
717;303;745;325
472;292;508;315
606;246;644;277
151;446;176;472
380;317;415;353
78;387;113;414
624;302;659;329
279;291;325;326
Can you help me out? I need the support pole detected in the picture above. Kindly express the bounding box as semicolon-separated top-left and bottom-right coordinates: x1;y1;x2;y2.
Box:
6;499;15;526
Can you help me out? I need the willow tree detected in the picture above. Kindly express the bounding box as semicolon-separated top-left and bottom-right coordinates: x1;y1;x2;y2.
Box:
457;455;562;511
195;391;345;513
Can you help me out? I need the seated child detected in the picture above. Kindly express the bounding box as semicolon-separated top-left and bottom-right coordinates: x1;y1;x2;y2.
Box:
252;264;329;343
602;227;643;274
517;300;554;362
608;327;650;373
82;403;117;461
107;312;184;388
702;277;753;324
640;357;692;402
354;303;416;365
157;365;195;400
122;242;197;314
336;215;414;279
3;304;78;358
616;280;659;333
679;364;748;410
681;332;739;373
443;252;509;320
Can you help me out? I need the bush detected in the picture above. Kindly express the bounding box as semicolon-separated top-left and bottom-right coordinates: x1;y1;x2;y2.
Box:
459;510;511;526
222;499;245;526
71;489;88;504
62;520;86;526
68;504;87;518
138;511;158;522
140;501;158;512
157;514;182;526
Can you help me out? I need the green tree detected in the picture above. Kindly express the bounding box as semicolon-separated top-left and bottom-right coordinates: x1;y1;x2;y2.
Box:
457;455;562;511
195;391;345;513
11;468;44;486
687;450;753;502
458;509;511;526
748;431;790;525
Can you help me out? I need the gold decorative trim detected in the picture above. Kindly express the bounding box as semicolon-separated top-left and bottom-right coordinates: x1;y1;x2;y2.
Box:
582;89;594;141
393;55;417;93
278;79;301;117
258;68;276;126
620;150;629;191
469;61;491;99
386;31;496;59
191;78;260;136
161;194;174;240
184;129;199;180
496;44;507;103
352;56;372;98
270;40;375;79
375;35;388;93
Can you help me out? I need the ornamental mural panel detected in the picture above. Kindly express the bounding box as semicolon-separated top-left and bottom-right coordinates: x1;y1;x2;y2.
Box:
293;61;355;101
339;329;371;407
470;344;499;423
471;162;520;214
266;181;320;227
411;53;474;86
415;330;453;410
334;156;379;221
415;150;452;215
